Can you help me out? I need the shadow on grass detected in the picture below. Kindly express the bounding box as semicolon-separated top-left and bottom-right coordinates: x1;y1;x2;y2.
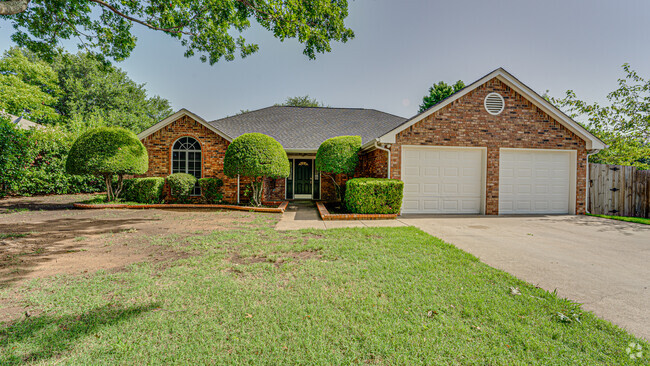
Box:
0;303;159;365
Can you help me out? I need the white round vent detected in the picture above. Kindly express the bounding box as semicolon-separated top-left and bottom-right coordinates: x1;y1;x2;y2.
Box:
484;92;505;115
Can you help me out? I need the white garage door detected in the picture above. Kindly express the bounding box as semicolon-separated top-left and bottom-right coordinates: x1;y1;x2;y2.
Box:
499;150;572;214
402;147;484;214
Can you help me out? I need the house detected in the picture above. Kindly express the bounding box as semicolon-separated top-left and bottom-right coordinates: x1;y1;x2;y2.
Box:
1;112;43;130
137;68;605;215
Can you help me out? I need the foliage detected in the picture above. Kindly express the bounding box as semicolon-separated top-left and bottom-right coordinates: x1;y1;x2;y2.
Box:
418;80;465;113
199;177;224;204
550;64;650;169
278;95;325;108
122;177;165;204
12;125;103;195
223;133;289;206
344;178;404;214
167;173;197;203
315;135;361;200
0;47;60;124
1;0;354;64
0;115;30;197
587;214;650;225
66;127;148;201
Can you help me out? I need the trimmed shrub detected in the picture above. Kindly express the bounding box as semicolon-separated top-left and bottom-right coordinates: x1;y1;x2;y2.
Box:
223;133;290;206
167;173;197;203
199;177;224;204
122;177;165;203
0;116;30;197
315;135;362;200
344;178;404;214
66;127;148;201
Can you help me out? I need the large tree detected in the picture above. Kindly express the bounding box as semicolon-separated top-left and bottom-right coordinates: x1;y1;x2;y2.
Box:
279;95;325;107
418;80;465;113
550;64;650;169
0;0;354;64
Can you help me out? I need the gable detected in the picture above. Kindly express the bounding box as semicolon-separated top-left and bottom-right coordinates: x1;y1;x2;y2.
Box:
138;109;231;142
379;69;606;150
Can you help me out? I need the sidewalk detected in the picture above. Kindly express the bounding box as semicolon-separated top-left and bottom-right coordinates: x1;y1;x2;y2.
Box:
274;201;408;230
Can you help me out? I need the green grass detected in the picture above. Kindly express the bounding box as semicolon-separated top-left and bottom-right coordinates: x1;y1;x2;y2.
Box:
0;232;28;239
78;194;147;205
587;213;650;225
1;220;646;365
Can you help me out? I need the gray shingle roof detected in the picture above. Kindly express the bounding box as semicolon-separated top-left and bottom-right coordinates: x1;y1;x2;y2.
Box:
209;106;407;150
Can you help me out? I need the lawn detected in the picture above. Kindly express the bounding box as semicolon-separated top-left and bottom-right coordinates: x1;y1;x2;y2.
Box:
588;213;650;225
1;216;646;365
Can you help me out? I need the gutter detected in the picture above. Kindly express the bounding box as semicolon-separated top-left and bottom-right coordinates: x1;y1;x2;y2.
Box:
374;140;392;179
585;149;600;214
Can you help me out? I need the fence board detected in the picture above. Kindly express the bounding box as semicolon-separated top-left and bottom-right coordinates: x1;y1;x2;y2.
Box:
588;163;650;218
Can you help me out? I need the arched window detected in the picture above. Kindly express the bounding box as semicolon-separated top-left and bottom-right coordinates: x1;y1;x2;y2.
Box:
172;137;202;195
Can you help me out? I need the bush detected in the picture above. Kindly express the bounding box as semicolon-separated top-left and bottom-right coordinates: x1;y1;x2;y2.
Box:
315;135;362;200
223;133;289;206
122;177;165;203
0;116;30;197
199;177;224;204
66;127;148;201
344;178;404;214
167;173;197;203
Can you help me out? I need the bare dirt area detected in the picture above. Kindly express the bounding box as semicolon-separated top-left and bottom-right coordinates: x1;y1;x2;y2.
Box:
0;194;271;322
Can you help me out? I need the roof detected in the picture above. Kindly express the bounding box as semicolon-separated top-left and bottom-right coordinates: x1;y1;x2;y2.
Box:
138;108;232;142
376;68;606;151
209;106;407;151
1;112;42;130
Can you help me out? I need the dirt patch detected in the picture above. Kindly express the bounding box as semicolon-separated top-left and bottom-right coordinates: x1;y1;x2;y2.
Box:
227;250;322;269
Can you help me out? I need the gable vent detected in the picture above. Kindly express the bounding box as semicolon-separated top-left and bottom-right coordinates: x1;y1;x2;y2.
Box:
484;92;505;115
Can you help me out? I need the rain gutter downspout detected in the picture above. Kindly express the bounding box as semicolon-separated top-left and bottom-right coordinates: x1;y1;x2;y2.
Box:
374;140;391;179
585;149;600;214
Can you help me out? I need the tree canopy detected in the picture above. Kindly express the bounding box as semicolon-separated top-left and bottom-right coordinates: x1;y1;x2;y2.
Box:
278;95;325;108
550;64;650;169
0;0;354;64
418;80;465;113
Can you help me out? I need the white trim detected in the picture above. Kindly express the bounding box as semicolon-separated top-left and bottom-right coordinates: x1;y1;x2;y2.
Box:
498;148;577;215
294;194;313;199
400;145;487;215
378;68;606;150
138;109;232;142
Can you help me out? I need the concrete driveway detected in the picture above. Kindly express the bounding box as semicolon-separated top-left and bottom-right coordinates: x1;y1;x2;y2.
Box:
400;215;650;340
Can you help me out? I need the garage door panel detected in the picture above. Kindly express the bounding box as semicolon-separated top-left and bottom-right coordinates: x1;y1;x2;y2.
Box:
402;147;483;214
499;150;571;214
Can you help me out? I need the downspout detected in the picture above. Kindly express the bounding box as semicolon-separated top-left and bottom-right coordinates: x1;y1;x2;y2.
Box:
237;174;240;205
374;140;391;179
585;149;600;214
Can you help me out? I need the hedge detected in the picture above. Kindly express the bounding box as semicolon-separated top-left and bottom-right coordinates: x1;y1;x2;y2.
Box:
199;177;224;204
122;177;165;203
167;173;197;203
344;178;404;214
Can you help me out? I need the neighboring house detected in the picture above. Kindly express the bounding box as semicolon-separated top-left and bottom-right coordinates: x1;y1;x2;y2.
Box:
1;112;43;130
138;68;605;215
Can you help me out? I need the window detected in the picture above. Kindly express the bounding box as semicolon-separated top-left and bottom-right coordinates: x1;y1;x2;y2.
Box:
172;137;202;195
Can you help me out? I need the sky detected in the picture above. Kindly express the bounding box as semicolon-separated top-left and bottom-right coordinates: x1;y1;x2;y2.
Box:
1;0;649;120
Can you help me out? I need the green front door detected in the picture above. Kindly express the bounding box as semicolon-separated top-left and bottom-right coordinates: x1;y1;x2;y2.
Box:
294;159;312;198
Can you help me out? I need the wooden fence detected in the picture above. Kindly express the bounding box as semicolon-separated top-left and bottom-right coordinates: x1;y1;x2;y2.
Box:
588;163;650;218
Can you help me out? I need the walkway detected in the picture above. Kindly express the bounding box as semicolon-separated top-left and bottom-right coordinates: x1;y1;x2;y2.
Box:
274;201;407;230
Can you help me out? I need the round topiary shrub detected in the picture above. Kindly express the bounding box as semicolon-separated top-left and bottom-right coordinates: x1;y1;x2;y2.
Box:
66;127;148;201
315;135;362;201
167;173;197;203
223;133;289;206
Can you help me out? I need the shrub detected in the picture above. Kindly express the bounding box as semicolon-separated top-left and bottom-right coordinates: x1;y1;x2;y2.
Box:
66;127;148;201
223;133;289;206
199;177;224;204
344;178;404;214
167;173;197;203
315;135;362;200
122;177;165;203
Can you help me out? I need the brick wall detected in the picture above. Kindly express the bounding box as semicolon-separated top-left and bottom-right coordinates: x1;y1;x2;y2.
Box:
386;77;588;215
358;148;389;178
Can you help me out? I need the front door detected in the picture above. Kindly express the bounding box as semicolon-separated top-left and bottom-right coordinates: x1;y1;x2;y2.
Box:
294;159;313;199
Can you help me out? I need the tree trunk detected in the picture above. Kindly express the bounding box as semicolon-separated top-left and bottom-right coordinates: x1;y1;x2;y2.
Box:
113;174;124;200
104;174;114;202
0;0;31;15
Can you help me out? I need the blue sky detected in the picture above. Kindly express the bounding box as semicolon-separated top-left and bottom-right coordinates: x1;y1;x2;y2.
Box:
1;0;649;120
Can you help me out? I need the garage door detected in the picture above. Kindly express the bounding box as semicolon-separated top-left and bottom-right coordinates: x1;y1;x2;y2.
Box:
499;150;572;214
402;147;484;214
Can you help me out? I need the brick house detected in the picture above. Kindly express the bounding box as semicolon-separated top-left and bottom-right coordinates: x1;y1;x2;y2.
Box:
137;68;605;215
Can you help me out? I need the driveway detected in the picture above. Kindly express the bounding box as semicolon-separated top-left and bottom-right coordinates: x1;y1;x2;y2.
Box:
400;214;650;340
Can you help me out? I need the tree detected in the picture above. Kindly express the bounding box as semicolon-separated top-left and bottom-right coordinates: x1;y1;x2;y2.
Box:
0;114;31;197
418;80;465;113
66;127;148;201
278;95;325;107
0;47;60;124
0;0;355;64
223;132;289;206
550;64;650;169
315;135;361;201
